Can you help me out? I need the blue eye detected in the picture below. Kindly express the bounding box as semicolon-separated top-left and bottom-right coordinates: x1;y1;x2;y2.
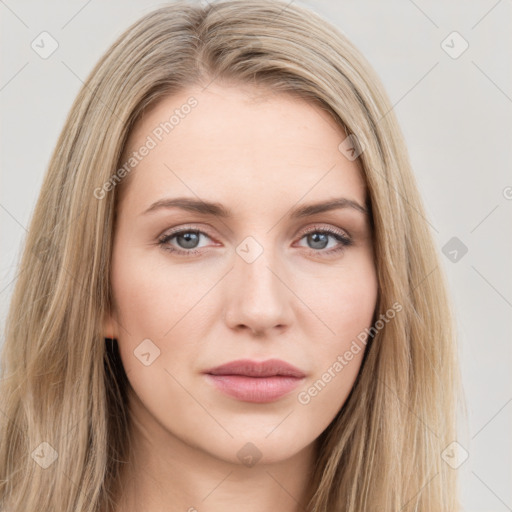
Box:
158;225;352;257
297;228;352;255
158;228;210;256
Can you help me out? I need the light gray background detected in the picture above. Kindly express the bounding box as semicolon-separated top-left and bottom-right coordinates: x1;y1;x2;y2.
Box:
1;1;511;510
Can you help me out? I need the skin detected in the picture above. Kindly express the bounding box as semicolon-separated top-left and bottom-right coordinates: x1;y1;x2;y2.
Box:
104;81;378;512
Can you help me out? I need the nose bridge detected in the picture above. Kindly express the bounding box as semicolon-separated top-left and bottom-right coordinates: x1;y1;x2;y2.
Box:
236;234;284;299
225;234;292;332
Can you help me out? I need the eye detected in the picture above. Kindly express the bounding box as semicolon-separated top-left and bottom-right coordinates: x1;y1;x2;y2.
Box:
158;226;216;257
295;225;352;256
157;224;352;258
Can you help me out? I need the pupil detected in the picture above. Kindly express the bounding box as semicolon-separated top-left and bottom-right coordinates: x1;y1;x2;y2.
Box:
178;232;199;249
309;232;328;249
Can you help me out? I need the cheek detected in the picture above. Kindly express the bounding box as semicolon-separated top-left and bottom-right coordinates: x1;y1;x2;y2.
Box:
302;252;378;344
109;248;173;380
109;248;223;389
109;250;205;416
110;257;161;335
110;248;212;337
293;256;377;419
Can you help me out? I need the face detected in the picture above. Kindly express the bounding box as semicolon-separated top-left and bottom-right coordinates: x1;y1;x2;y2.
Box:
104;82;378;466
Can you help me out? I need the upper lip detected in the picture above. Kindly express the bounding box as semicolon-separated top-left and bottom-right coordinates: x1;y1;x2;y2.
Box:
204;358;306;378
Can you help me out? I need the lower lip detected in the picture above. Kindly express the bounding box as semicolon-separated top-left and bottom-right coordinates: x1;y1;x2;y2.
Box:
204;374;304;403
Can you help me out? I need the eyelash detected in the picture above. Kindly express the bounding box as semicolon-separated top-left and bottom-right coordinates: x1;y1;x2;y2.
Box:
157;224;352;258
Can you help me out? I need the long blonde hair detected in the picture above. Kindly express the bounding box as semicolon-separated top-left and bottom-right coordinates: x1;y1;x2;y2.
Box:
0;1;463;510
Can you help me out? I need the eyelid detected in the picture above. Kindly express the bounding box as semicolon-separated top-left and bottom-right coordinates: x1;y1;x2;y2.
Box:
299;223;351;240
159;223;217;240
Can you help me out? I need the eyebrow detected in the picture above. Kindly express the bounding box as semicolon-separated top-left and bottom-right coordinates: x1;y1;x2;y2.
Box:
141;196;369;218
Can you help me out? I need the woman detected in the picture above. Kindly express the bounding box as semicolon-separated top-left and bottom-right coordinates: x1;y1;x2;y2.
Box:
0;0;463;510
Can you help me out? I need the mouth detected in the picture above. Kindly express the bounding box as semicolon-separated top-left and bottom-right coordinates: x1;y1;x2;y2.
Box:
203;358;306;403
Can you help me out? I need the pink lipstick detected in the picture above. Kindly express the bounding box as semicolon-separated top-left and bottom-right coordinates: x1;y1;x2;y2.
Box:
203;358;305;403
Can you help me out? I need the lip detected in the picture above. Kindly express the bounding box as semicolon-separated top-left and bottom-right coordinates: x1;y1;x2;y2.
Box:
203;358;306;403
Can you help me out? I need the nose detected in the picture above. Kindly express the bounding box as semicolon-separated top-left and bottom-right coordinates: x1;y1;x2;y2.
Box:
223;241;293;337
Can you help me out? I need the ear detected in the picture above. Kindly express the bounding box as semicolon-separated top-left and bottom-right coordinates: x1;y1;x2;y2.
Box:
102;307;119;340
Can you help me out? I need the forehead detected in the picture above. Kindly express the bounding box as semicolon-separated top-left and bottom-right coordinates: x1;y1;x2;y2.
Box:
119;83;367;216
